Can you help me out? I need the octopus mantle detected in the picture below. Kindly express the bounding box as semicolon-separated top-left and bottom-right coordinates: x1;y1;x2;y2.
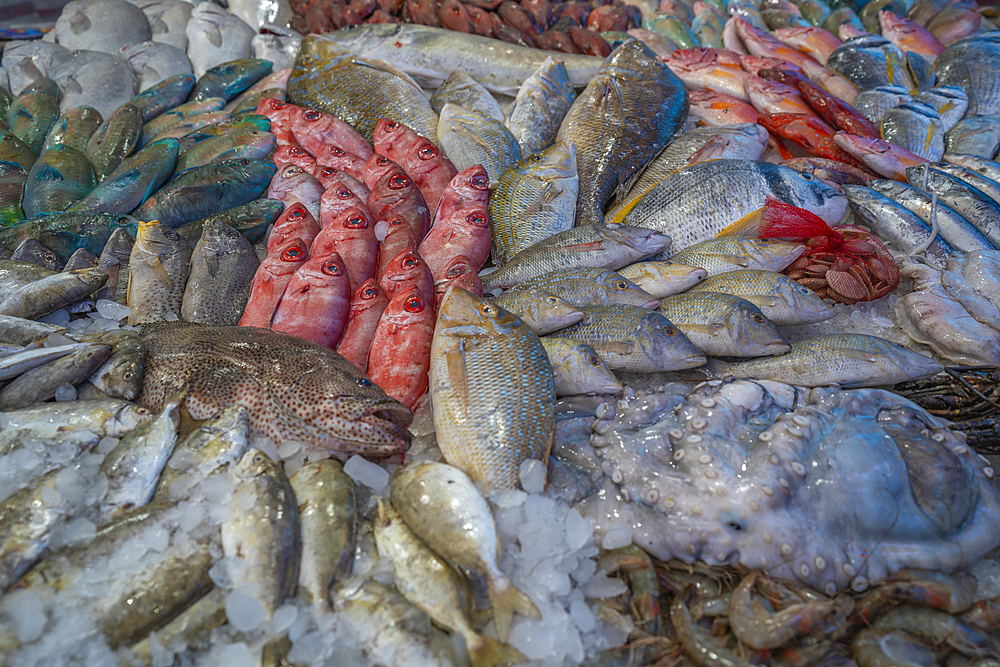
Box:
560;380;1000;594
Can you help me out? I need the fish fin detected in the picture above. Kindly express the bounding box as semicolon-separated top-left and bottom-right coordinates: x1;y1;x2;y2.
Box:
353;58;427;95
589;341;635;355
60;75;84;96
448;340;471;422
206;24;223;48
205;251;220;278
740;295;780;310
31;164;65;183
453;122;491;150
467;633;528;667
677;322;723;334
687;135;731;163
487;579;540;643
559;240;607;251
518;181;562;218
608;173;675;225
148;257;174;290
716;207;764;237
835;347;879;363
69;10;91;35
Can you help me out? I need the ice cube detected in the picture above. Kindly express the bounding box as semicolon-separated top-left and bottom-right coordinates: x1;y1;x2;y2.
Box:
343;455;389;493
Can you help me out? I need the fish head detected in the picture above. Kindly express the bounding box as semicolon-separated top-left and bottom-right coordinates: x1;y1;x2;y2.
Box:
94;351;144;400
526;141;577;179
115;403;157;434
319;23;403;57
385;248;428;286
374;118;418;155
450;164;491;202
234;448;281;481
256;97;292;122
598;272;659;308
777;278;835;322
351;278;387;315
384;284;431;326
270;236;309;266
444;206;489;235
137;219;189;258
727;299;791;356
270;162;317;198
513;289;585;334
634;262;708;296
299;251;349;287
404;137;450;178
364;153;400;190
200;218;248;253
603;224;673;256
322;179;366;211
437;286;525;337
776;166;849;224
639;310;707;370
557;340;623;395
335;205;374;236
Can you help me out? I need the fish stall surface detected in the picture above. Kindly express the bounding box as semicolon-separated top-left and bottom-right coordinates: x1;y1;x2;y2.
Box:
4;0;1000;666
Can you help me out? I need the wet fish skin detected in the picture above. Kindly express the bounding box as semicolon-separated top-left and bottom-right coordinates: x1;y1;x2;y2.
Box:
129;73;196;123
438;103;521;186
85;330;144;400
657;289;791;357
0;469;74;591
336;278;389;372
62;247;98;272
22;145;96;218
831;132;928;181
289;459;356;610
0;266;107;320
86;102;143;182
271;252;352;349
0;398;152;448
708;332;943;387
880;100;944;162
557;39;688;226
0;342;111;410
481;223;672;290
540;336;623;396
174;130;275;172
915;163;1000;208
943;153;1000;182
505;57;576;157
616;261;708;297
368;284;435;410
222;448;301;616
99;396;180;516
390;461;541;641
185;3;255;79
0;314;65;347
430;70;505;122
503;267;659;309
934;35;1000;116
140;97;225;146
7;77;60;155
94;227;134;305
826;34;915;91
0;260;54;299
489;288;584;335
944;114;1000;159
67;138;178;214
238;236;308;328
10;237;62;271
180;218;259;326
122;41;193;94
127;220;192;325
0;131;37;172
139;321;412;456
189;58;273;103
373;119;455;214
490;142;578;266
915;86;967;132
0;159;27;226
852;85;912;125
176;198;283;247
41;105;102;153
906;164;1000;248
0;342;87;381
686;269;835;325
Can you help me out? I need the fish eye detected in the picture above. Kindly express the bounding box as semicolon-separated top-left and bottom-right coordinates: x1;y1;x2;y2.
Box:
137;407;150;415
332;147;346;156
798;285;811;294
357;378;372;387
471;174;488;189
384;120;399;130
418;145;437;160
467;212;487;226
337;188;352;199
123;371;135;380
44;253;56;262
322;168;336;176
662;325;677;336
751;313;766;323
377;156;391;166
481;304;496;316
405;296;424;312
546;296;559;305
282;246;304;260
587;354;602;366
388;217;404;226
363;286;378;298
322;261;343;276
798;173;814;180
345;214;367;228
291;147;306;156
615;280;628;290
531;154;543;163
446;264;466;278
288;207;305;220
273;101;286;108
402;256;418;268
390;174;410;189
304;110;321;121
284;165;303;176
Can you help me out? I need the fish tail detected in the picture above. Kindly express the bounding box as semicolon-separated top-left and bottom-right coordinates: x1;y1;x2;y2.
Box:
466;632;528;667
487;579;540;642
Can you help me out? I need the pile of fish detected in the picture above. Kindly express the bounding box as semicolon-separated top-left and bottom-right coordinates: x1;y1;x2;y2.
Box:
2;0;1000;662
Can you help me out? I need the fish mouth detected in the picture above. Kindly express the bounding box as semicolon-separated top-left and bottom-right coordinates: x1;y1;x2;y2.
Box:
641;298;661;309
362;401;414;430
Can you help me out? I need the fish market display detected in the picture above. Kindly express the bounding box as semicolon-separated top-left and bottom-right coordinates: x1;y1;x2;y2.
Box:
4;0;1000;664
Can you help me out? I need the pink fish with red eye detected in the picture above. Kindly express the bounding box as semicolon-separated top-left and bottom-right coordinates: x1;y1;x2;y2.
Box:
367;285;435;410
378;247;435;306
362;153;401;191
288;106;374;159
267;202;320;255
373;118;457;213
336;278;389;372
312;165;370;201
272;144;317;172
255;98;300;147
433;254;483;311
314;144;368;183
418;205;492;281
368;164;431;242
432;164;490;227
268;163;323;220
319;179;371;230
312;205;378;292
376;214;417;279
239;237;309;328
271;252;352;349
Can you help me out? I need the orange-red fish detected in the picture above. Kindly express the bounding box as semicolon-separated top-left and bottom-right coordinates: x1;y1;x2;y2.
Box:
771;26;841;65
288;106;373;159
239;237;309;328
255;98;299;147
314;144;367;182
832;133;928;181
368;164;431;242
363;153;400;191
312;205;378;291
320;179;371;229
367;285;435;410
418;206;492;281
267;202;320;255
312;165;369;200
688;90;759;126
377;214;418;279
336;278;389;372
433;164;490;227
745;77;815;115
272;144;317;172
271;252;352;349
878;9;944;60
379;247;435;305
759;113;863;165
434;254;483;311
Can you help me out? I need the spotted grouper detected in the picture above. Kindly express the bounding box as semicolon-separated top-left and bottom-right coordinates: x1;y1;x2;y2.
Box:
138;322;412;457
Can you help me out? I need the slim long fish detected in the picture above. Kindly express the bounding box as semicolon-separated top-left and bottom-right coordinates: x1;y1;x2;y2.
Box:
657;291;790;357
505;57;576;157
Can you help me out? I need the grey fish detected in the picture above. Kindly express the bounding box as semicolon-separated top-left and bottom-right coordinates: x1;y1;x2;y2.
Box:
222;449;301;616
0;266;107;320
499;267;659;309
430;70;505;123
0;314;64;346
906;164;1000;247
617;260;708;297
867;178;997;252
86;330;144;400
319;23;603;95
944;114;1000;159
122;41;193;93
137;0;192;52
935;36;1000;116
0;398;151;447
127;220;192;324
827;35;915;91
916;86;968;131
664;237;807;276
657;291;790;357
184;3;255;79
557;40;688;226
47;49;138;119
251;26;302;72
0;342;110;410
93;227;134;305
852;85;913;125
68;137;178;214
180;218;260;325
189;58;273;103
63;247;99;272
86;103;143;182
129;73;195;123
553;304;706;372
53;0;151;54
488;288;584;335
41;105;102;153
943;153;1000;182
880;100;944;161
481;223;672;290
156;403;250;501
684;269;835;325
931;162;1000;207
1;41;67;97
129;589;226;666
10;238;62;271
288;34;439;144
540;337;623;396
0;469;73;590
0;342;87;381
505;57;576;157
99;396;180;516
708;333;943;387
842;184;956;266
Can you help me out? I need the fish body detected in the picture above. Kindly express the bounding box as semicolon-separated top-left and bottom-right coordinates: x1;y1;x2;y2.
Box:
156;403;250;501
831;133;928;181
368;163;431;243
127;220;192;325
505;57;576;157
558;40;688;226
434;255;483;311
501;267;658;309
933;35;1000;116
368;285;435;410
438;103;521;186
0;266;107;320
122;41;193;94
86;330;144;400
906;164;1000;247
86;103;143;181
185;3;255;79
944;114;1000;158
174;130;275;172
288;105;373;160
22;145;96;218
239;237;309;328
433;164;490;227
686;269;835;324
430;70;506;122
0;342;111;410
540;336;622;396
848;84;912;125
336;278;389;371
943;153;1000;183
826;34;915;91
94;227;134;304
688;90;760;126
190;59;273;104
312;206;378;293
379;248;435;307
271;252;352;348
41;105;102;153
7;77;60;154
68;138;178;214
60;247;97;271
617;260;708;296
269;163;323;221
709;333;943;387
0;469;74;590
374;119;456;213
880;100;945;161
490;142;578;266
268;202;320;255
490;288;584;335
130;73;195;122
879;9;944;60
181;218;260;326
657;289;791;357
11;238;61;271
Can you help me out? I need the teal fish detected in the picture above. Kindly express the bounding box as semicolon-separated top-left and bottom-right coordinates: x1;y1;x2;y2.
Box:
136;158;277;228
23;145;97;217
86;103;143;182
0;211;138;262
644;12;699;47
7;78;60;155
140;97;225;146
174;198;283;246
0;132;36;172
68;138;179;214
174;130;276;172
692;9;727;48
0;160;27;226
41;106;103;153
230;88;286;116
189;58;274;103
129;73;196;122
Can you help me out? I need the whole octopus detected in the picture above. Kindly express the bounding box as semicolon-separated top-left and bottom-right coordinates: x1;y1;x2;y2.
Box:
552;379;1000;595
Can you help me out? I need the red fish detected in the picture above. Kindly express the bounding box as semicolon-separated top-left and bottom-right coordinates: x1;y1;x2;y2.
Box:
314;144;367;182
432;164;490;227
366;285;435;410
377;214;417;279
782;157;878;185
363;153;401;191
418;206;492;281
739;54;802;76
288;106;373;159
759;68;879;138
319;179;371;229
267;202;320;255
433;254;483;311
672;47;744;66
268;163;324;220
255;98;300;147
272;144;317;172
758;113;864;166
379;247;435;304
745;77;815;116
271;252;352;348
312;165;370;201
688;90;759;126
239;237;309;328
336;278;389;372
368;165;431;242
832;133;928;181
373;119;458;213
663;58;752;100
878;10;944;60
312;205;378;291
771;26;842;65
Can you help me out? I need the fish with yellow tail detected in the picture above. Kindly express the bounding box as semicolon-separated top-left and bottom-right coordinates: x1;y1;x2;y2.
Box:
429;286;555;496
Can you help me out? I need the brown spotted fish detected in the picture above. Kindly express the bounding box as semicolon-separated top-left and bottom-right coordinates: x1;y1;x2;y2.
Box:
138;322;411;457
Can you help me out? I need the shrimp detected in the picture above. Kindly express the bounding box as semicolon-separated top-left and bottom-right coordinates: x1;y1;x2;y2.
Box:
851;628;937;667
874;605;1000;660
729;571;845;650
691;594;732;620
600;546;661;636
669;590;754;667
963;596;1000;631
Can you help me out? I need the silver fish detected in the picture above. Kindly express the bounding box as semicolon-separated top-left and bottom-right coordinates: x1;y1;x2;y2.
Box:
906;164;1000;247
0;342;111;410
505;57;576;157
935;35;1000;116
52;0;151;54
136;0;192;52
0;267;107;320
251;25;302;72
616;261;708;297
122;41;194;93
540;336;624;396
184;3;255;79
852;85;913;125
430;70;505;123
685;269;835;325
1;41;68;97
916;86;968;132
944;114;1000;159
657;291;790;357
437;103;521;186
880;100;945;161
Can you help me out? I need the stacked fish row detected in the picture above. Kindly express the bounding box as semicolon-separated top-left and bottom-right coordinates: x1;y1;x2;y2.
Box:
1;0;303;119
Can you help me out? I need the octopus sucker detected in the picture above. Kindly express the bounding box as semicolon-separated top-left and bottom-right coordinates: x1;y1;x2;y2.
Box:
558;379;1000;590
